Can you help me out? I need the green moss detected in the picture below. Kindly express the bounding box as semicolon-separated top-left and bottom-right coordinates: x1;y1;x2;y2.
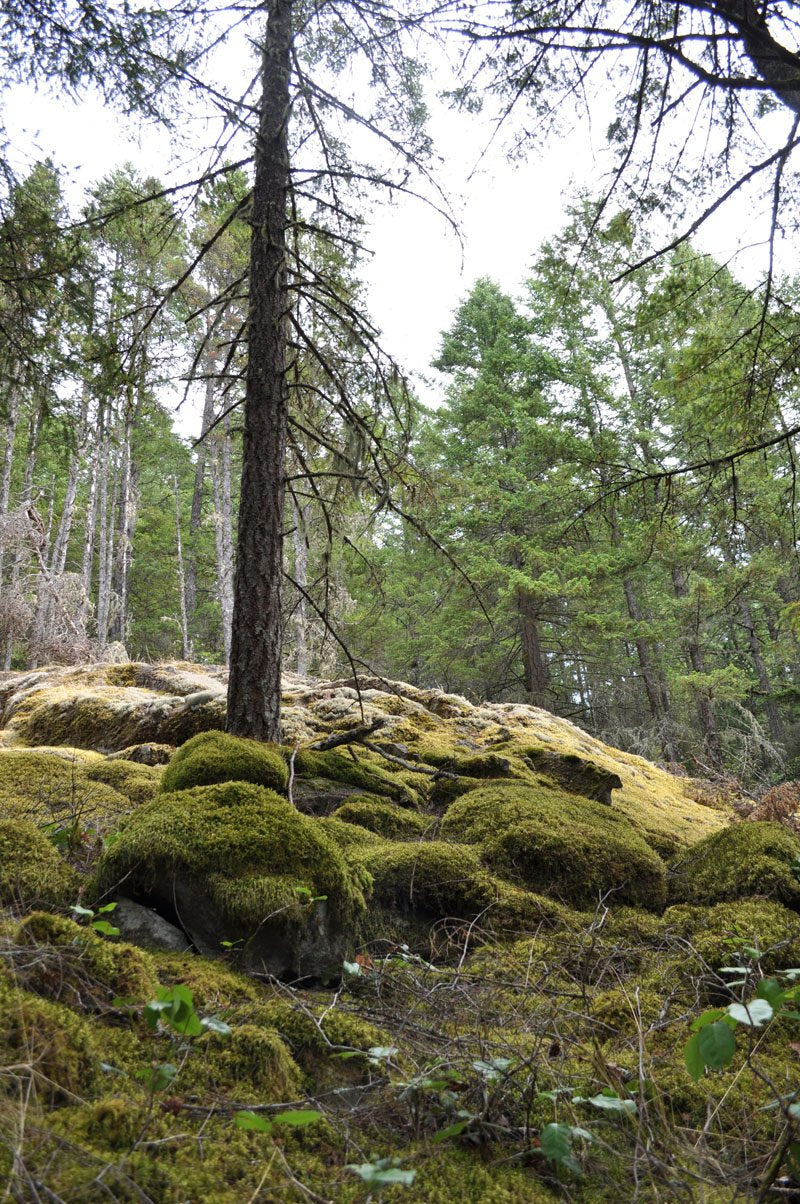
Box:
319;815;384;849
257;998;389;1061
186;1024;302;1102
441;783;667;911
94;782;368;978
152;950;260;1008
334;797;433;840
403;1150;558;1202
85;758;161;804
293;747;419;806
0;817;78;908
668;821;800;907
15;911;158;1005
0;977;100;1100
161;729;288;794
663;898;800;970
355;839;500;919
0;747;131;827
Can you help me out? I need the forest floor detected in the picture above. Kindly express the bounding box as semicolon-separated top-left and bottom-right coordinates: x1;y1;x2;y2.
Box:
1;662;799;1202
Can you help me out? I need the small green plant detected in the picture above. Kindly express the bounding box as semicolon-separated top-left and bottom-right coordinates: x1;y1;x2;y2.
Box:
144;984;231;1038
71;901;120;937
346;1158;416;1188
234;1109;323;1134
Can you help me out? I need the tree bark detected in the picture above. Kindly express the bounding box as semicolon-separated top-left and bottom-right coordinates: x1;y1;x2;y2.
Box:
226;0;292;741
671;565;723;767
174;475;192;660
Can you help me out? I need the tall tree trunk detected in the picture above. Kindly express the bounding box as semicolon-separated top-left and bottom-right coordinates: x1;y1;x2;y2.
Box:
109;404;134;645
227;0;292;741
96;435;116;650
518;588;549;708
79;401;103;626
291;494;310;677
186;351;216;626
210;421;235;665
671;566;723;767
10;404;42;669
174;475;192;660
738;594;785;746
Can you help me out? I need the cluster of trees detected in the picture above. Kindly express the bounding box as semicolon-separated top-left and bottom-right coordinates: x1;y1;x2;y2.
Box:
3;0;800;762
349;210;800;778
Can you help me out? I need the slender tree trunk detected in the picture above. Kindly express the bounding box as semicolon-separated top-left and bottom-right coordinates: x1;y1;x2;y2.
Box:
518;588;549;708
671;566;723;767
210;423;235;664
79;401;103;625
186;352;216;625
9;404;42;669
738;594;785;746
227;0;292;741
96;434;115;649
292;495;310;677
174;475;192;660
109;404;134;644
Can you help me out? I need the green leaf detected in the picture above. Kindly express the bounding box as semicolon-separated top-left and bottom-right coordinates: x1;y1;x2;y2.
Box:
70;904;94;918
234;1110;273;1133
346;1163;416;1186
91;920;120;937
727;999;774;1027
539;1122;574;1164
697;1022;737;1070
756;978;784;1007
342;961;363;977
96;902;118;914
367;1046;398;1062
684;1032;705;1081
577;1093;636;1115
139;1062;178;1092
432;1119;472;1142
272;1109;323;1128
690;1008;726;1032
201;1016;232;1037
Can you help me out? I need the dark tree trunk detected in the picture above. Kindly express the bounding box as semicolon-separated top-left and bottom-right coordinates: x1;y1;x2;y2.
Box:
226;0;292;741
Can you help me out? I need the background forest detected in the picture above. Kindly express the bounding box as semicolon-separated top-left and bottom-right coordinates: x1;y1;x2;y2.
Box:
2;155;798;785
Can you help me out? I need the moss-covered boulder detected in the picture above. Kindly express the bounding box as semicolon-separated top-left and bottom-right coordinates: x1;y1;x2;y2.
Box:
663;898;800;970
160;729;288;794
94;781;368;979
293;747;419;806
85;758;161;804
15;911;158;1007
0;747;133;828
440;782;667;910
0;818;78;909
334;797;432;840
668;821;800;907
0;977;102;1101
356;839;499;920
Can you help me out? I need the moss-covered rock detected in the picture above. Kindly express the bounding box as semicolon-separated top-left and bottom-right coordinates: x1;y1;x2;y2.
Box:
0;747;131;828
0;817;78;908
94;781;368;979
15;911;158;1006
355;839;499;920
0;976;101;1101
662;897;800;970
440;783;667;910
334;797;433;840
668;821;800;907
293;747;419;806
160;729;288;794
85;758;161;804
186;1023;302;1102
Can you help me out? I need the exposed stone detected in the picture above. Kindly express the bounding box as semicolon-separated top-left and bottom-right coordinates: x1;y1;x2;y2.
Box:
112;896;192;953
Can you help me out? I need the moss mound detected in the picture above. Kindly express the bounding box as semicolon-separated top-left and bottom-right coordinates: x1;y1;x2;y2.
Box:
186;1023;302;1102
0;817;78;908
0;747;132;827
294;747;419;805
663;898;800;970
668;820;800;907
440;782;667;910
0;976;101;1101
85;758;161;804
15;911;158;1006
94;781;368;978
356;839;499;919
335;797;432;840
160;729;288;794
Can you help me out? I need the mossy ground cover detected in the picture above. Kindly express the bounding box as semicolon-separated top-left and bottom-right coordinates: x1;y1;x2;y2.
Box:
3;662;798;1199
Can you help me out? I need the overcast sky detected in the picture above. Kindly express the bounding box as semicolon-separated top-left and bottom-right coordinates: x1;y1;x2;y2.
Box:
3;44;787;422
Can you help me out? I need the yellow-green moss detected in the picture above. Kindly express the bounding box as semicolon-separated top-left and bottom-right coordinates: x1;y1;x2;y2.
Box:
293;747;419;806
0;977;100;1100
441;783;667;911
668;821;800;907
0;747;131;828
15;911;158;1005
334;797;433;840
663;897;800;970
95;782;368;941
355;839;500;919
184;1023;302;1102
257;997;389;1060
319;815;384;849
0;817;78;908
85;758;160;804
161;729;288;794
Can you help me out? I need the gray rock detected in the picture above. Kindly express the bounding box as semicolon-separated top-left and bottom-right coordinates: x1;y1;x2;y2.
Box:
113;897;192;953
